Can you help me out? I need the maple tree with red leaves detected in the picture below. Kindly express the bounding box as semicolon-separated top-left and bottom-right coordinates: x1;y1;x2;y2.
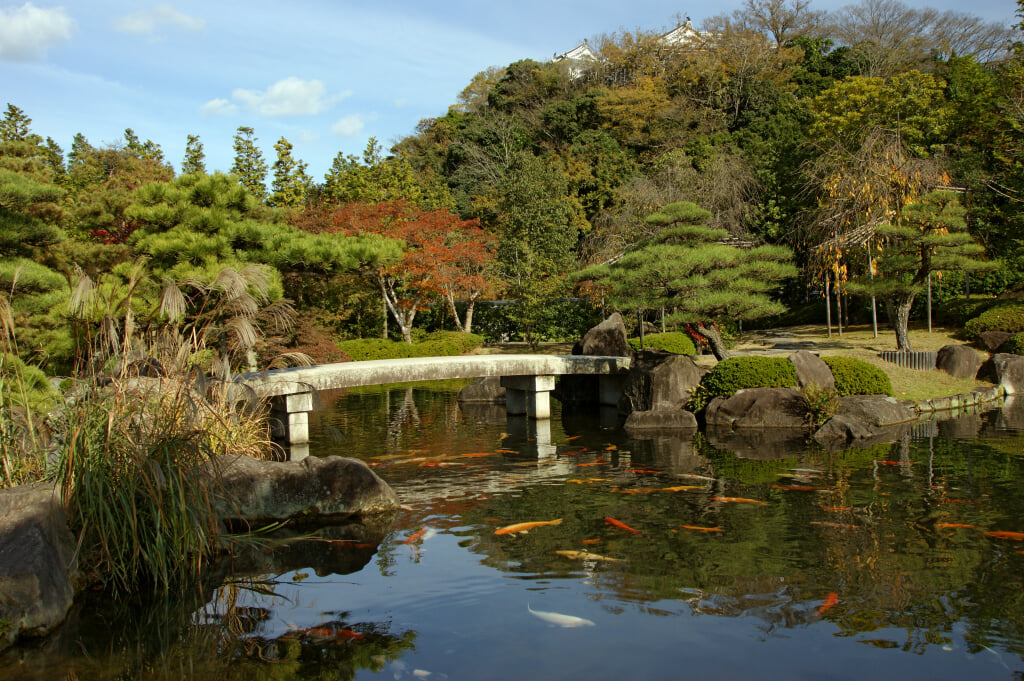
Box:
314;200;496;342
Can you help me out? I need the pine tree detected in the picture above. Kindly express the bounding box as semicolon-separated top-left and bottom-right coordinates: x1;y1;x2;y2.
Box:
848;191;994;351
269;136;311;208
0;104;39;143
181;134;206;175
231;126;268;200
578;202;798;360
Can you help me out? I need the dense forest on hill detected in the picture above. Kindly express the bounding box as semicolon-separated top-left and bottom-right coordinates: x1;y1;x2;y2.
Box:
4;0;1024;374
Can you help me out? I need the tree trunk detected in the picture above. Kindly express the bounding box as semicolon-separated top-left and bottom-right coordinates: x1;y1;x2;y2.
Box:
463;300;475;335
445;293;465;333
893;293;915;351
696;322;729;361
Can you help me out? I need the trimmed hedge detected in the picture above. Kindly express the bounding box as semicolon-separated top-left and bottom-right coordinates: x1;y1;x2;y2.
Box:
627;332;697;355
822;356;894;396
700;356;798;399
338;332;484;361
963;302;1024;339
933;295;998;326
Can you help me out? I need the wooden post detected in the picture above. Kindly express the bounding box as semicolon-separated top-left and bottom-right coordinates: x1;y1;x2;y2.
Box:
927;273;932;334
825;274;832;338
868;247;877;339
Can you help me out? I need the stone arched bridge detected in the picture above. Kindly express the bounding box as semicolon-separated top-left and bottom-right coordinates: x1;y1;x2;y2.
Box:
235;354;632;454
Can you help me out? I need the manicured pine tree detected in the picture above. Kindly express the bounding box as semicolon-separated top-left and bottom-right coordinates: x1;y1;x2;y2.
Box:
578;201;798;360
181;134;206;175
270;136;312;208
848;190;993;351
231;126;268;200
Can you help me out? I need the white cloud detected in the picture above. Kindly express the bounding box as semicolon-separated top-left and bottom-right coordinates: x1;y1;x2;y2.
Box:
230;77;348;117
113;4;205;36
201;97;236;116
0;3;74;61
331;114;367;137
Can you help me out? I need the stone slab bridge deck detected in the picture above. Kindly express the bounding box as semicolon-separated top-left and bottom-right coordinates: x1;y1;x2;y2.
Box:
235;354;632;452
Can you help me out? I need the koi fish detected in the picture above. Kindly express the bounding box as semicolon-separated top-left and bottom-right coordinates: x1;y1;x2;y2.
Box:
335;629;365;640
460;452;495;458
816;592;839;615
619;488;661;495
985;531;1024;540
555;550;624;563
528;605;595;628
566;478;610;484
605;517;642;534
494;519;563;535
935;523;981;530
628;469;661;474
561;450;580;456
576;459;606;467
679;525;723;532
605;444;618;451
875;460;916;466
711;496;766;505
300;627;335;639
661;485;702;492
496;449;517;454
403;527;429;544
565;435;582;441
678;473;716;482
771;485;831;491
581;538;601;545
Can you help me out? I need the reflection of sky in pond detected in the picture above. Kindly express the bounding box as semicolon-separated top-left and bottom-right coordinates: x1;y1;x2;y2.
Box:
3;386;1023;680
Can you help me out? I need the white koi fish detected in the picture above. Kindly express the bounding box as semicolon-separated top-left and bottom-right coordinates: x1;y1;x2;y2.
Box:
528;604;595;628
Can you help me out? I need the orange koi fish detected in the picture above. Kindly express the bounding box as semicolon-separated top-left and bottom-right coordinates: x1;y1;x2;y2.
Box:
628;469;661;474
335;629;365;640
605;444;618;451
581;538;601;545
496;449;517;454
876;460;916;466
935;523;981;530
605;517;642;534
301;627;335;639
565;435;582;441
619;488;660;495
403;527;428;544
576;458;606;467
711;496;766;505
816;592;839;615
494;519;563;535
662;485;702;492
679;525;723;532
460;452;495;458
985;531;1024;540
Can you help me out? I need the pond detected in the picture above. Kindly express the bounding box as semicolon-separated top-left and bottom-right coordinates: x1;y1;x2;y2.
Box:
3;382;1024;680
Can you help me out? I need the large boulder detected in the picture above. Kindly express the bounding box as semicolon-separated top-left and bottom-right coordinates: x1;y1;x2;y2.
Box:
788;350;835;391
623;409;698;432
558;313;632;405
573;312;631;357
457;376;505;404
705;387;809;430
935;344;984;379
209;455;399;526
0;483;79;650
978;331;1012;353
978;353;1024;395
813;395;917;449
618;350;705;415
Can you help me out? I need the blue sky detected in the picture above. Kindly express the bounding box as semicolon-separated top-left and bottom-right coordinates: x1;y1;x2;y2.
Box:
1;0;1018;181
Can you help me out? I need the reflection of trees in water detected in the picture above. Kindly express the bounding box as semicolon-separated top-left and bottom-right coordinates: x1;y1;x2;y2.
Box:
0;575;417;681
387;387;421;445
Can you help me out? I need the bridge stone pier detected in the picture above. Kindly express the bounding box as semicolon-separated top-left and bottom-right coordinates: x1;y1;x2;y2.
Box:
237;354;631;459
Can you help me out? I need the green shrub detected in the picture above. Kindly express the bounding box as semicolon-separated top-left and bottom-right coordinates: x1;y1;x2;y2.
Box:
699;356;798;400
822;356;894;396
999;332;1024;355
339;332;484;361
800;385;841;427
963;302;1024;339
628;332;697;355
